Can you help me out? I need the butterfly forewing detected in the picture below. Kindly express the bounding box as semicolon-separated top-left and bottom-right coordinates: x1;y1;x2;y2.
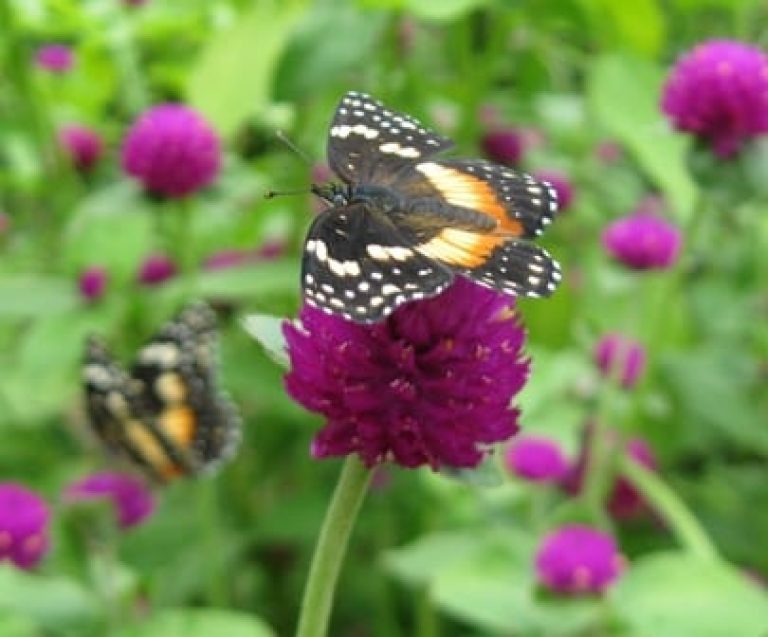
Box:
327;91;453;184
302;204;454;323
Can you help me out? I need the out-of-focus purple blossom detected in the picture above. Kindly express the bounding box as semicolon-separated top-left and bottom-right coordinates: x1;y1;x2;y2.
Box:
121;104;221;198
35;44;74;73
504;436;569;483
602;212;682;270
0;483;50;570
595;140;623;164
594;333;646;389
123;0;149;6
562;428;658;521
0;212;9;235
283;278;529;469
535;525;624;594
58;125;103;172
64;473;155;529
137;253;177;286
534;169;574;211
481;128;525;165
661;39;768;158
79;266;108;302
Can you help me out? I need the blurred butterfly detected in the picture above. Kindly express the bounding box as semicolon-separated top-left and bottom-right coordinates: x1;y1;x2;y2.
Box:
82;302;240;483
304;91;562;323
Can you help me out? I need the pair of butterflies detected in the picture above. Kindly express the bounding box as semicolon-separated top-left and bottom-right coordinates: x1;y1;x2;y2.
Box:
83;92;561;476
83;303;240;482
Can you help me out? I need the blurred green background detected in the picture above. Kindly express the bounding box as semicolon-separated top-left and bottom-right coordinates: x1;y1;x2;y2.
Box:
1;0;768;635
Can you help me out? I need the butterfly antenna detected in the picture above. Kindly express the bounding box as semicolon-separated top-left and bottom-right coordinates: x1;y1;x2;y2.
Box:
264;187;311;200
275;130;314;166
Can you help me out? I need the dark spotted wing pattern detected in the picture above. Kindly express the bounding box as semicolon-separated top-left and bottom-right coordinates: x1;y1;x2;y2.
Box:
304;91;562;323
82;303;240;482
302;204;454;323
327;91;453;184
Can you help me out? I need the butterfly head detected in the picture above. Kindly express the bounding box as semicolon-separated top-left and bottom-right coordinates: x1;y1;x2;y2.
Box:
311;182;350;207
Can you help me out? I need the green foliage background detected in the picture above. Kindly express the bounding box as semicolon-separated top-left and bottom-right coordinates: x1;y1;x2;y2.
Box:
1;0;767;635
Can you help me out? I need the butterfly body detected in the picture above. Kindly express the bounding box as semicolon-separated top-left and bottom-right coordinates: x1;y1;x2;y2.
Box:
82;303;240;483
303;91;562;323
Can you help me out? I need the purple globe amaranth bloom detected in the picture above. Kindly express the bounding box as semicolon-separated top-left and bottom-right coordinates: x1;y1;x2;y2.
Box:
0;483;50;570
594;333;646;389
35;44;74;73
481;128;525;166
534;169;574;211
137;253;177;285
78;266;108;301
661;40;768;158
64;473;155;529
602;212;681;270
504;436;569;483
535;525;624;595
121;104;221;198
58;125;103;173
283;278;529;469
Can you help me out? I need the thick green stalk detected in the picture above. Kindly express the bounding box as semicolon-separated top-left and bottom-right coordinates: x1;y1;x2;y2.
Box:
295;457;372;637
621;457;718;560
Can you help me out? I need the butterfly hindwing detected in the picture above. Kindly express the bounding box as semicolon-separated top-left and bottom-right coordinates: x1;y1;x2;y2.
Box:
327;91;453;184
302;204;454;323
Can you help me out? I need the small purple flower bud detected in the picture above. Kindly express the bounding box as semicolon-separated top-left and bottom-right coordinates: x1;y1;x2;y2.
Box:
481;129;525;165
533;169;574;211
58;125;103;172
0;483;50;570
594;333;646;389
35;44;74;73
64;473;155;529
137;253;177;285
78;267;108;302
602;212;682;270
121;104;221;199
661;39;768;158
535;525;624;595
504;436;569;483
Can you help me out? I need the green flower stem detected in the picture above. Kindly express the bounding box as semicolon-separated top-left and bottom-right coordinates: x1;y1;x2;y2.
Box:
621;457;718;561
111;4;149;115
199;478;228;607
296;457;372;637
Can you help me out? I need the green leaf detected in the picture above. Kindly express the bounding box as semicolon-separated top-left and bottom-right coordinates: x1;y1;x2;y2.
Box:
115;608;275;637
357;0;489;20
187;1;307;138
0;276;78;319
0;610;38;637
241;313;289;368
577;0;666;57
0;566;100;632
612;552;768;637
588;53;696;219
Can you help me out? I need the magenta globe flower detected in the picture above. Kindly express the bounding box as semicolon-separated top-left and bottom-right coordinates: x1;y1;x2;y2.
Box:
64;473;155;529
661;40;768;158
504;436;569;483
481;128;525;166
137;253;177;285
35;44;74;73
594;333;646;389
533;170;574;211
602;213;681;270
78;266;108;301
121;104;221;198
535;525;624;595
58;125;103;172
0;483;50;570
283;278;529;469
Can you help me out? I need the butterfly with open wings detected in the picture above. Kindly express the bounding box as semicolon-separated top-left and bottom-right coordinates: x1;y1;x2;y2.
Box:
303;91;562;323
82;303;240;483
